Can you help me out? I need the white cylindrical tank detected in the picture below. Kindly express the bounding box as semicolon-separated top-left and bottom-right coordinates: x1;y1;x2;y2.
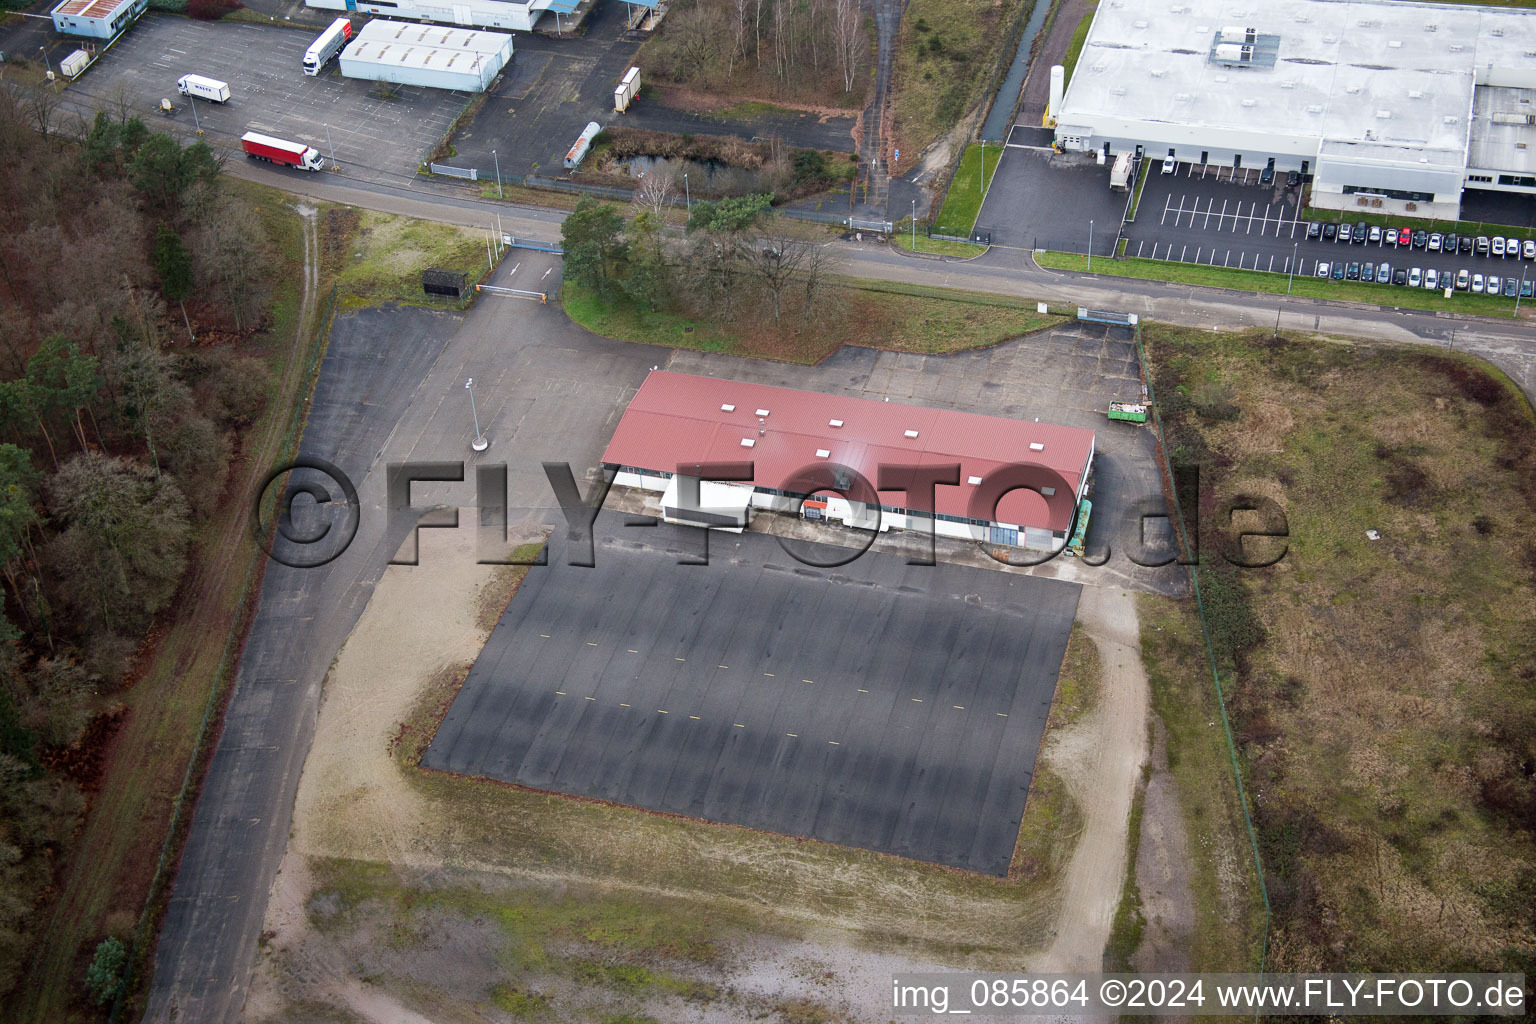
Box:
1049;65;1065;116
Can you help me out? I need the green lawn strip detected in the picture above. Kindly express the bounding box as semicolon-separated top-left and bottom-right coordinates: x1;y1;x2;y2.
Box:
333;210;491;308
1300;204;1536;243
1037;250;1522;317
933;143;1003;237
1126;157;1152;222
1060;1;1099;86
714;100;805;120
1103;765;1148;970
891;229;987;257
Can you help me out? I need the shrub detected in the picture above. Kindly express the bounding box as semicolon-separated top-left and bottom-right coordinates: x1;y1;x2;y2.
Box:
187;0;240;19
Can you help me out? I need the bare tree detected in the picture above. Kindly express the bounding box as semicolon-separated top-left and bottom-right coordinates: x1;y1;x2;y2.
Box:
800;234;838;322
743;221;815;322
834;0;866;94
729;0;751;78
633;167;678;218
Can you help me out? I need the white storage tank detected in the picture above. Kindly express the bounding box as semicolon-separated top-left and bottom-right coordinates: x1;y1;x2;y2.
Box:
564;121;602;169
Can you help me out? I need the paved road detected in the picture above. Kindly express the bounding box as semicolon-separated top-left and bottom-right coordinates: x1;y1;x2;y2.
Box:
214;159;1536;406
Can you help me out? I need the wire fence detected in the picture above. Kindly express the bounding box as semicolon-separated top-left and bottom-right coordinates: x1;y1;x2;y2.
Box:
106;283;339;1024
1132;320;1272;975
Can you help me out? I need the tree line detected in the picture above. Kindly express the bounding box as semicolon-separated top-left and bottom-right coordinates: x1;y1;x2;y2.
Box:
0;82;277;1010
647;0;869;104
561;190;838;327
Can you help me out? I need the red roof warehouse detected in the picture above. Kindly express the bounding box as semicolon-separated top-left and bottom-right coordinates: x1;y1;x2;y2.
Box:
602;372;1096;537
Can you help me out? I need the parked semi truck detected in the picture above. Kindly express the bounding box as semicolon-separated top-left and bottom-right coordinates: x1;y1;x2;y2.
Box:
177;74;230;103
241;131;325;171
1109;151;1131;191
303;17;352;76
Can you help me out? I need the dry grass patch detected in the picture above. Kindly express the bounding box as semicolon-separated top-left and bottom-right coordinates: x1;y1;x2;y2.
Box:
1144;324;1536;974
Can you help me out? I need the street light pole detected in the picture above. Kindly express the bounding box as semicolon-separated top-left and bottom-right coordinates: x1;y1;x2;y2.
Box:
188;93;200;132
1087;219;1094;272
466;378;488;452
978;139;985;194
492;148;502;197
911;198;916;251
38;47;56;92
1287;241;1298;294
325;123;336;170
1518;269;1528;314
684;172;691;215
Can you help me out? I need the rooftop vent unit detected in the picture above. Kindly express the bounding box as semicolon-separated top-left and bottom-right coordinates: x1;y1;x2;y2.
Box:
1213;44;1254;64
1443;115;1459;124
1323;34;1338;43
1376;109;1392;119
755;408;770;416
903;429;919;438
1279;79;1295;88
1294;13;1310;22
1346;85;1361;94
1493;112;1536;126
1491;27;1504;37
1219;25;1256;44
1450;43;1464;51
1425;23;1437;32
740;438;755;447
1110;86;1127;96
967;475;983;486
1306;104;1323;114
815;449;830;458
1408;89;1424;98
1174;91;1194;101
1134;19;1148;28
828;418;843;428
1149;68;1166;77
1388;40;1402;48
1242;97;1257;107
1029;442;1046;452
720;403;735;412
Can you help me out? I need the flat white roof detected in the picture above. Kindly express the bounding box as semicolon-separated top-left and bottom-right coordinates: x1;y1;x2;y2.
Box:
1469;85;1536;173
350;17;512;57
1059;0;1536;171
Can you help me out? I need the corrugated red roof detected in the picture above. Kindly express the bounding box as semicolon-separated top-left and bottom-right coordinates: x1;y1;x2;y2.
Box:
52;0;128;18
602;371;1096;532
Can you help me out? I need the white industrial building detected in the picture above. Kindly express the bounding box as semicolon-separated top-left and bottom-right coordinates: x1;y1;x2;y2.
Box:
1050;0;1536;219
307;0;579;33
50;0;145;39
338;19;512;92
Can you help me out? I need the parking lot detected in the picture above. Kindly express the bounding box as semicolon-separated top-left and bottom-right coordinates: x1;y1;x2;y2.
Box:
425;526;1081;876
54;15;468;180
1124;162;1536;292
976;145;1127;253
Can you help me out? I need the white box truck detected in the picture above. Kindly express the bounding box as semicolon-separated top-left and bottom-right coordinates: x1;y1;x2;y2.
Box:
303;17;353;76
177;74;231;103
1109;152;1132;191
614;66;640;113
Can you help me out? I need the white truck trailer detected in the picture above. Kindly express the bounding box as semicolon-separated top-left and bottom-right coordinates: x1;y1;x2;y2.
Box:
177;74;230;103
1109;152;1132;191
303;16;352;76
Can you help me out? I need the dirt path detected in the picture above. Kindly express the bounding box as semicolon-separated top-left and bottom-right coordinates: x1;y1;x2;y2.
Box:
1130;719;1196;972
1037;586;1150;971
1018;0;1094;125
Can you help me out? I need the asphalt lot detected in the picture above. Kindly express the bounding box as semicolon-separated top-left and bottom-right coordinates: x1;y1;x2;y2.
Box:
55;15;465;180
977;146;1126;253
1126;162;1536;285
425;526;1081;875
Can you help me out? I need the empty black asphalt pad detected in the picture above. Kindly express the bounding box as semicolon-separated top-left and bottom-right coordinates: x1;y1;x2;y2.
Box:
424;528;1082;875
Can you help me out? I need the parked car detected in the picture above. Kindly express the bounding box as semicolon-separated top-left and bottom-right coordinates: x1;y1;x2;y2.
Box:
1488;274;1502;294
1522;278;1534;298
1383;228;1398;245
1393;269;1408;286
1369;225;1383;244
1332;262;1347;280
1524;239;1536;260
1377;262;1392;283
1316;262;1331;278
1473;273;1485;294
1362;262;1376;283
1477;235;1491;255
1161;156;1176;174
1444;233;1458;252
1347;261;1361;280
1412;229;1429;249
1408;267;1423;287
1323;222;1338;240
1455;268;1470;290
1493;236;1506;257
1398;226;1413;247
1307;221;1322;239
1506;236;1521;257
1504;277;1519;297
1424;268;1438;290
1428;232;1443;252
1355;221;1369;243
1287;170;1301;187
1260;164;1274;185
1459;235;1474;254
1337;224;1352;243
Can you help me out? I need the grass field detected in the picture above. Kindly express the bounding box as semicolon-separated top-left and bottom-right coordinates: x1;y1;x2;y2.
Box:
1142;325;1536;973
563;277;1064;363
890;0;1029;159
892;227;987;257
1037;250;1526;317
12;179;320;1024
932;143;1003;238
332;210;492;307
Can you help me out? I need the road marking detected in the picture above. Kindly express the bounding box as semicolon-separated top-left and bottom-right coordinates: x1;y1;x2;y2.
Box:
857;688;869;693
734;723;744;728
585;696;596;701
658;709;669;714
627;649;639;653
911;697;923;702
802;679;814;683
540;634;550;638
763;672;775;677
829;740;840;745
508;261;520;276
586;641;598;646
718;664;728;669
542;267;552;280
619;703;630;707
675;657;685;662
689;715;701;720
1137;240;1145;257
1192;245;1198;263
953;705;966;710
1160;192;1171;226
997;712;1009;717
555;690;566;695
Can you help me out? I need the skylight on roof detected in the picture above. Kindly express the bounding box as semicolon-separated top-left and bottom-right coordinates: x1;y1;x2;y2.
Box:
829;419;844;427
904;429;919;438
740;438;756;447
967;475;983;485
721;404;736;412
815;449;830;458
1029;442;1045;451
755;408;770;417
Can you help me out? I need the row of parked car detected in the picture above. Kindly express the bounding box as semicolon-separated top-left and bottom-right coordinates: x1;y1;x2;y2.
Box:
1314;259;1533;296
1308;221;1536;260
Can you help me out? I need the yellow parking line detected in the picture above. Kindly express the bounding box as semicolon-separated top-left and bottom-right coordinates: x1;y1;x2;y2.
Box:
627;649;639;654
764;672;775;678
802;679;814;684
786;732;798;738
555;690;566;695
586;642;598;647
857;688;869;693
675;657;686;662
911;698;923;702
828;740;840;745
718;664;728;669
953;705;966;710
539;634;551;638
658;709;669;714
733;723;745;728
996;712;1008;717
584;696;596;701
619;703;630;707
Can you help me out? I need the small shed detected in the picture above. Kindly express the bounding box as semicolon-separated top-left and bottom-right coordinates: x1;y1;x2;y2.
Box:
422;268;467;298
51;0;145;39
